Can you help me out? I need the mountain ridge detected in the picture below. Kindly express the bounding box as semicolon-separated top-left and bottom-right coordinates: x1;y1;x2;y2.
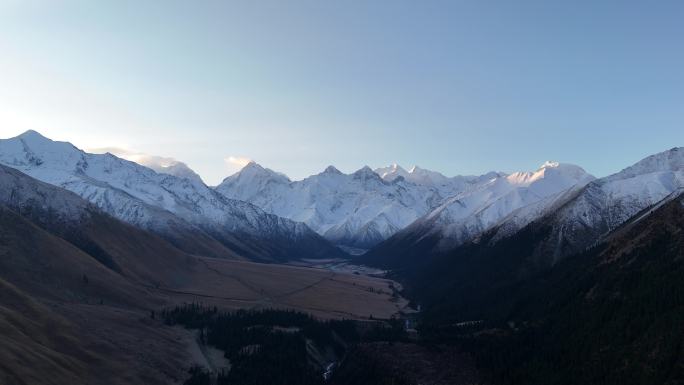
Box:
216;162;489;248
364;147;684;271
0;131;343;262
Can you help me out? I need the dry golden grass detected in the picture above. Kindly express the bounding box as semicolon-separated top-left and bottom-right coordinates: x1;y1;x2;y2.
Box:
0;206;408;384
160;257;408;320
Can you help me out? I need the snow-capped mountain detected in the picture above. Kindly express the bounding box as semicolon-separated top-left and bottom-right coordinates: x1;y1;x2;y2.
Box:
525;147;684;262
137;157;204;184
216;163;497;248
8;130;677;267
0;130;342;262
374;163;503;197
374;164;411;182
87;147;206;184
0;162;208;286
0;162;92;223
372;161;595;252
368;147;684;268
217;161;291;202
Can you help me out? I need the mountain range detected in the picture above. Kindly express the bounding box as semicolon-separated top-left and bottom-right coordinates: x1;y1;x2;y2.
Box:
215;159;591;251
382;155;684;385
365;147;684;268
2;131;682;270
3;131;681;267
1;130;684;385
217;162;453;250
0;131;342;262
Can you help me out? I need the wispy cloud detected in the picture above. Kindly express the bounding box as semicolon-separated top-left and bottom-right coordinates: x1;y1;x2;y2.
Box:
89;146;175;165
225;156;252;167
88;146;135;157
222;156;252;176
88;146;202;182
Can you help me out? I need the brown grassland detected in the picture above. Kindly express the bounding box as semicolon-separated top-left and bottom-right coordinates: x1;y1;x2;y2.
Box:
0;206;408;384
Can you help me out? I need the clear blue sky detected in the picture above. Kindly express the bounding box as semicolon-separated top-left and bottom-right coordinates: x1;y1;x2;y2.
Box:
0;0;682;184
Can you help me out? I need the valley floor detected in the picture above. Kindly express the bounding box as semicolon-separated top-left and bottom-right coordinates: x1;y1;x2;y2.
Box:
160;256;408;320
0;257;411;385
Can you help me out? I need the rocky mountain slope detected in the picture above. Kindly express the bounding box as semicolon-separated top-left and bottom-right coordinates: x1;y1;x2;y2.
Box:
411;189;684;385
0;131;342;262
366;161;595;261
216;162;498;248
507;147;684;263
0;166;201;384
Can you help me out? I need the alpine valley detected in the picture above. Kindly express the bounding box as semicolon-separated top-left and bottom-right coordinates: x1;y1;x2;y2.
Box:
1;130;684;385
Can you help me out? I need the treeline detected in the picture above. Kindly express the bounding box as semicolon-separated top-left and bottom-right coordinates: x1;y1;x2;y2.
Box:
164;305;408;385
408;199;684;385
164;305;359;354
164;305;351;385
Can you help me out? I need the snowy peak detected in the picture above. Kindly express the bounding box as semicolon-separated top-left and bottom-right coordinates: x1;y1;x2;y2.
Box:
242;160;261;171
507;162;594;188
355;165;375;173
407;165;451;186
541;162;594;181
353;165;381;180
408;165;434;175
375;163;409;182
375;163;497;191
1;130;86;176
16;129;48;141
375;163;449;185
85;146;204;183
13;130;75;150
217;161;290;202
144;161;202;183
14;130;70;147
323;165;343;175
607;147;684;181
233;161;290;182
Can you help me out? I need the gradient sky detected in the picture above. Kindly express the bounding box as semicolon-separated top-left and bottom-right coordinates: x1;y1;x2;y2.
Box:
0;0;682;184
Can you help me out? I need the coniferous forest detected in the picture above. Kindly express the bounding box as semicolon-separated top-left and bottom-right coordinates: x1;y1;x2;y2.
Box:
162;305;409;385
384;197;684;385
